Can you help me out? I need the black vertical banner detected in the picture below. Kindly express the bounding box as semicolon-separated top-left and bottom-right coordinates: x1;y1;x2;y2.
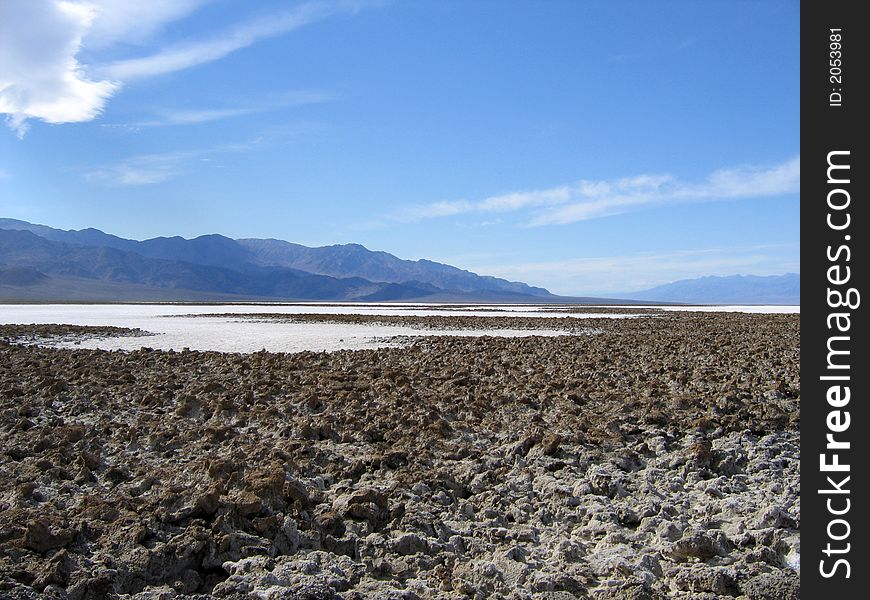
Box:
802;1;868;597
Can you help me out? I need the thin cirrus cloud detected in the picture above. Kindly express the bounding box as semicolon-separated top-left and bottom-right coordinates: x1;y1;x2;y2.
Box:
96;1;369;81
84;149;202;186
130;91;335;128
0;0;373;137
82;0;213;49
397;157;800;226
84;138;264;186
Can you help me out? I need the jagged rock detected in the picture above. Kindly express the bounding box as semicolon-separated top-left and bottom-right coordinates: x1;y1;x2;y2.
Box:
743;571;800;600
0;315;800;598
667;528;733;562
671;565;738;595
391;533;428;556
23;519;73;553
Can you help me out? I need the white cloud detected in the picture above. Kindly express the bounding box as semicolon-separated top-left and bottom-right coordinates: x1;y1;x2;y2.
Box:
131;90;334;127
84;138;265;186
83;0;212;49
398;157;800;226
151;107;254;126
84;151;188;186
98;2;368;81
0;0;118;137
472;245;799;296
0;0;371;136
0;0;202;136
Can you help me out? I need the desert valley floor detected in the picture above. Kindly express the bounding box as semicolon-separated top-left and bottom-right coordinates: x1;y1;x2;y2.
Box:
0;308;799;599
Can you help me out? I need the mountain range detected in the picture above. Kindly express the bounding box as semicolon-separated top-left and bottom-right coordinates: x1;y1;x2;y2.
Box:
0;218;569;302
0;218;799;304
620;273;800;305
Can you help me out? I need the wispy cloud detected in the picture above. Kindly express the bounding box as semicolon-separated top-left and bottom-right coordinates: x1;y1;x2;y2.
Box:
395;157;799;226
607;36;701;65
146;108;253;127
98;1;373;81
84;150;193;186
83;0;213;49
471;244;799;296
127;90;334;127
1;0;374;136
84;138;264;186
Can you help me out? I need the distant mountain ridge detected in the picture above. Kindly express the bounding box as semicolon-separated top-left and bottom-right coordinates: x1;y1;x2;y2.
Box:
1;218;798;304
236;238;549;296
0;229;426;300
0;218;556;302
624;273;800;305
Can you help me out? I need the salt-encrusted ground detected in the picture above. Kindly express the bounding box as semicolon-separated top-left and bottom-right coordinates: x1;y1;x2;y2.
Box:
0;313;799;599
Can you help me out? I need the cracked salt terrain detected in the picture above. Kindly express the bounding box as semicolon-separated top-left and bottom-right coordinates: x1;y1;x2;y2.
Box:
0;306;799;599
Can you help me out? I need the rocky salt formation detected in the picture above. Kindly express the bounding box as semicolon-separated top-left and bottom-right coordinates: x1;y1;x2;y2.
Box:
0;324;151;348
178;312;611;332
0;314;799;599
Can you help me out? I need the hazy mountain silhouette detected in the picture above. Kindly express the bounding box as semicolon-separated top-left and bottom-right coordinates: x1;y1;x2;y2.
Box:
0;219;565;302
0;218;549;300
3;219;793;304
624;273;800;304
0;229;441;301
236;238;549;296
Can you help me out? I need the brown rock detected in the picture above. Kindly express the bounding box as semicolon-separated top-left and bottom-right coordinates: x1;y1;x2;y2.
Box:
23;519;73;553
234;491;264;518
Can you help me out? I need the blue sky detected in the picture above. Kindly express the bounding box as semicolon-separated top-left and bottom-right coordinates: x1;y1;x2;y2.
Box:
0;0;799;295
